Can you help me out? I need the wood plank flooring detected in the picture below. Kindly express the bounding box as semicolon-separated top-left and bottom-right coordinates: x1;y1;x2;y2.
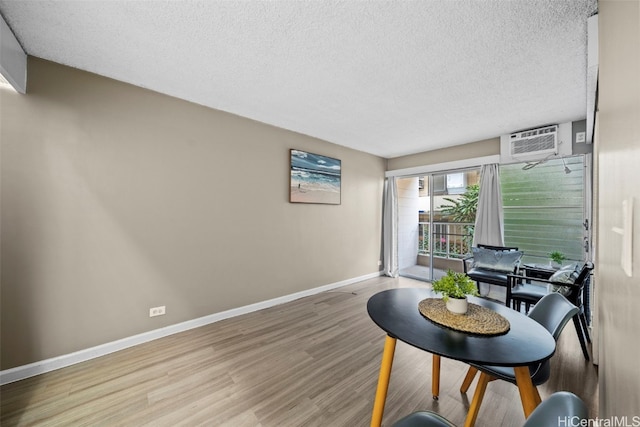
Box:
0;276;598;426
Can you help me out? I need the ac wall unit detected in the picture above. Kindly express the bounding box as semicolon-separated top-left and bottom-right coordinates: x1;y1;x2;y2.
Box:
509;124;558;160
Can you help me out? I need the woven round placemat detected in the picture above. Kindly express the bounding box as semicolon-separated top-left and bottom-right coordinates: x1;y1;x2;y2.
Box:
418;298;510;335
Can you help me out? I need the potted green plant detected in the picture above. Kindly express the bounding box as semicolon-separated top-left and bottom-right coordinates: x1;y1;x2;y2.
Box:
549;251;566;268
431;270;479;314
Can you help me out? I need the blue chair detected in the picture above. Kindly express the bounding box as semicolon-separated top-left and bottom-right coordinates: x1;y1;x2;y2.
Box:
458;292;579;426
391;391;587;427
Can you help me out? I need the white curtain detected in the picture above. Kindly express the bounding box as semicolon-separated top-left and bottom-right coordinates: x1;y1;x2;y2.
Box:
473;163;505;247
382;177;398;277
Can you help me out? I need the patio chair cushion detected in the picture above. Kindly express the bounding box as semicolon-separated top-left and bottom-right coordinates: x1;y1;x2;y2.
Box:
471;247;523;273
465;268;509;285
548;263;580;295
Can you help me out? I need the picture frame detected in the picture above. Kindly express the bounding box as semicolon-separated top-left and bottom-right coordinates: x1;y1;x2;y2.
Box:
290;149;341;205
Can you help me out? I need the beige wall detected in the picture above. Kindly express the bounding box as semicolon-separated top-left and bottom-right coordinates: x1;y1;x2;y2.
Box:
386;137;499;171
597;0;640;417
0;58;385;369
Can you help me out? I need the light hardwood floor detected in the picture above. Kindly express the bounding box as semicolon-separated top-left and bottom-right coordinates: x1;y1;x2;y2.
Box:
0;276;598;426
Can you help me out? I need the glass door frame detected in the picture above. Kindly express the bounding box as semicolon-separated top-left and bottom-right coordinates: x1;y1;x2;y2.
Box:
386;154;500;282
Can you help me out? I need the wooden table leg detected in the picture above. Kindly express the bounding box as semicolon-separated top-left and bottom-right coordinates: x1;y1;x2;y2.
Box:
370;335;397;427
513;366;542;417
432;354;441;399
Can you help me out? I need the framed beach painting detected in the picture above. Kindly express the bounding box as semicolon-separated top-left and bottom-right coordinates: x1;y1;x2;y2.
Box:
290;149;341;205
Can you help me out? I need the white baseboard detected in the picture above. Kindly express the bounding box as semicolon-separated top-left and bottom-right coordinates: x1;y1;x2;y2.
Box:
0;271;381;385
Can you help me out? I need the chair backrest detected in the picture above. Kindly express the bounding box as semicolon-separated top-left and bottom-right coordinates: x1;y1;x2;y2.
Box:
524;293;579;385
523;391;588;427
477;244;519;251
528;293;579;340
391;391;587;427
563;262;594;305
574;262;594;283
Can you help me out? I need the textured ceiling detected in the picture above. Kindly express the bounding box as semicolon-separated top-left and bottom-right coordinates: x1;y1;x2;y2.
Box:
0;0;597;158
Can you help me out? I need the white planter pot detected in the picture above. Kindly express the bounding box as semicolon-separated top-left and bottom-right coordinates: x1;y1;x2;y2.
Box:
446;297;468;315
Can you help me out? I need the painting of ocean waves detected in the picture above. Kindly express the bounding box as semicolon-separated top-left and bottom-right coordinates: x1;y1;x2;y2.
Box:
290;149;341;204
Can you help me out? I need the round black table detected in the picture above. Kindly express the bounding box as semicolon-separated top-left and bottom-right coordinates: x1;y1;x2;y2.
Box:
367;287;556;427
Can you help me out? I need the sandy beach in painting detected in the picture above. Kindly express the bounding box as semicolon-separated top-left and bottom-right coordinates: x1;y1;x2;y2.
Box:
290;181;340;204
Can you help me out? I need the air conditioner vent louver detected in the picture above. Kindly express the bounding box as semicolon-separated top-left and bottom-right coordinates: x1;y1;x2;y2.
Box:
511;134;556;155
509;125;558;159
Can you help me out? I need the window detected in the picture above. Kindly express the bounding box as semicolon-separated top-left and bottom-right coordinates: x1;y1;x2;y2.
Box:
500;156;585;262
427;172;467;196
432;175;446;194
446;172;466;194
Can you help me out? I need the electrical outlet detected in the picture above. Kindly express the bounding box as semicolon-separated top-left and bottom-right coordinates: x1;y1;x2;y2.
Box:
149;306;166;317
378;260;382;266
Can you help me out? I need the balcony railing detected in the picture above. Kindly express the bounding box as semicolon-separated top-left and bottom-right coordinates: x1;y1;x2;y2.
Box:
419;222;475;259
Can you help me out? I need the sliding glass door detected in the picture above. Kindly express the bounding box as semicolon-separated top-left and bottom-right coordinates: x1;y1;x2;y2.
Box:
398;168;480;282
